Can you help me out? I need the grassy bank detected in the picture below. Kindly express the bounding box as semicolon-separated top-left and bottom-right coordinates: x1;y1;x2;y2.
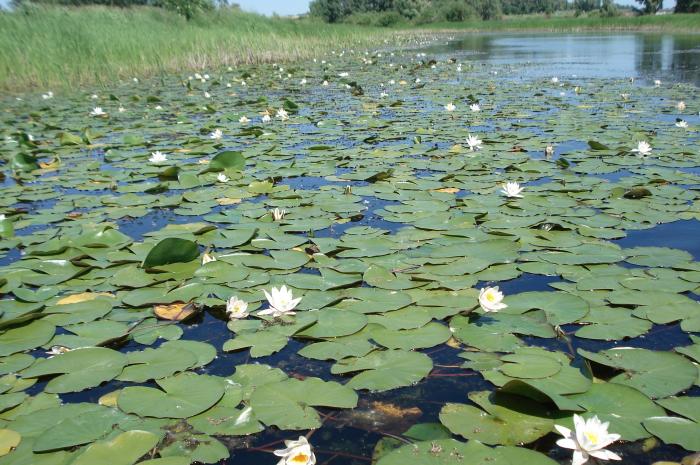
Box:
1;6;698;92
0;6;391;91
418;12;700;32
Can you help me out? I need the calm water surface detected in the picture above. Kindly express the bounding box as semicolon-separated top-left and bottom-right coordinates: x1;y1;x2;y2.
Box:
421;32;700;85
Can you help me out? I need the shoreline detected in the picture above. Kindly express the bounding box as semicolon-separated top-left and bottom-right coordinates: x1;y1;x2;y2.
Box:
0;6;698;92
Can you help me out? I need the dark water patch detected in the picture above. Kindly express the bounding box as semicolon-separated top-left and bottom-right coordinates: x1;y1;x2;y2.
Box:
615;219;700;260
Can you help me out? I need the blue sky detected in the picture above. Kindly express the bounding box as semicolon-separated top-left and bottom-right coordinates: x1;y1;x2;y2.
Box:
0;0;678;14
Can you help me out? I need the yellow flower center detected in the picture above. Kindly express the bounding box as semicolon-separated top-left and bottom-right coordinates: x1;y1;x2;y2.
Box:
486;292;496;302
290;453;309;464
584;431;599;445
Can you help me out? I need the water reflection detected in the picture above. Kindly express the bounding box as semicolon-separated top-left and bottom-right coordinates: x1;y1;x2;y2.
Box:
422;33;700;85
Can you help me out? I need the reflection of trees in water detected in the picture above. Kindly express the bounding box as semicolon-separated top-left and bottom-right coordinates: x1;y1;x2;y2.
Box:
636;34;700;85
440;34;494;55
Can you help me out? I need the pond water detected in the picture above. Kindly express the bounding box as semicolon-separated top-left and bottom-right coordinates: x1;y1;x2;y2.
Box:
421;32;700;85
1;32;700;465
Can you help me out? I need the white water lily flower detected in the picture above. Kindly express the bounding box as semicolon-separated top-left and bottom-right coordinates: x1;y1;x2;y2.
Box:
380;92;388;98
271;208;286;221
466;134;482;151
0;214;6;221
338;72;349;77
226;296;249;319
239;116;249;124
654;79;662;87
194;73;202;80
90;107;106;117
91;94;98;99
274;436;316;465
262;114;271;123
241;80;247;86
42;91;53;100
217;173;230;183
322;80;329;86
677;101;686;111
118;106;126;113
155;105;163;110
259;285;302;318
226;82;232;88
479;286;507;312
149;151;167;164
555;414;621;465
276;108;289;121
676;120;688;128
631;141;652;156
210;129;223;140
204;91;211;98
501;181;524;198
444;102;456;112
201;252;216;265
551;77;559;83
470;103;481;112
545;143;555;157
46;345;71;357
300;78;307;85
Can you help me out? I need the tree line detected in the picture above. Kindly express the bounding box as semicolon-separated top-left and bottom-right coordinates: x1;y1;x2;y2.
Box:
8;0;239;19
6;0;699;20
310;0;697;23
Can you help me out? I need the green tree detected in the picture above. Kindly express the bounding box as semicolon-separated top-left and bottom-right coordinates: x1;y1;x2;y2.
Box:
675;0;700;12
600;0;618;16
634;0;663;13
575;0;601;13
309;0;349;22
154;0;212;19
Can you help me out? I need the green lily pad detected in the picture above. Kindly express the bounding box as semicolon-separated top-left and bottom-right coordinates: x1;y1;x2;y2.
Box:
118;373;224;418
22;347;126;393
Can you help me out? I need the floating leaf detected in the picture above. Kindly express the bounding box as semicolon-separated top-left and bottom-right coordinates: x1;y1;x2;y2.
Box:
118;373;224;418
331;349;432;392
250;377;357;430
142;238;199;268
70;430;160;465
22;347;127;393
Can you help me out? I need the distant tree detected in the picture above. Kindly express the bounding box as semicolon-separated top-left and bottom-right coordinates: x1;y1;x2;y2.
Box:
393;0;428;18
574;0;600;14
634;0;663;13
154;0;213;19
309;0;349;22
474;0;501;20
675;0;700;12
600;0;618;16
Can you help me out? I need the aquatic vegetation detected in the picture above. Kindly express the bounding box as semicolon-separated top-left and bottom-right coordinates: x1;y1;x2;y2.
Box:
500;181;524;198
226;296;249;320
259;286;302;318
478;287;508;313
0;34;699;465
555;415;621;465
273;436;316;465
